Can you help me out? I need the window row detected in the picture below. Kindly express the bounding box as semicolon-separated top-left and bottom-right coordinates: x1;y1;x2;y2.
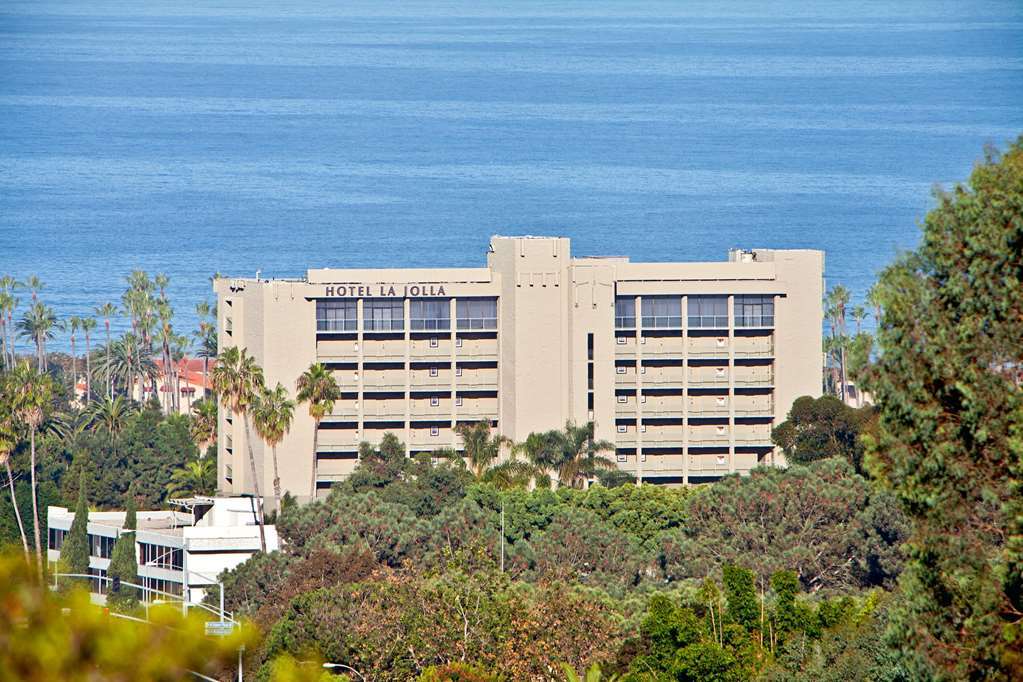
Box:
317;298;498;332
139;542;183;571
615;295;774;329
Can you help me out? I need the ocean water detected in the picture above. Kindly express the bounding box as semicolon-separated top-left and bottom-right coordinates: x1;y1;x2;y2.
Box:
1;0;1021;349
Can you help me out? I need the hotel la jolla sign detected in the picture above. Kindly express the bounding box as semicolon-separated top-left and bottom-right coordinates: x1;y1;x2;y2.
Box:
323;284;447;298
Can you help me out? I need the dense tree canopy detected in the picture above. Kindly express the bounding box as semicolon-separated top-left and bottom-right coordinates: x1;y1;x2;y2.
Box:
862;137;1023;679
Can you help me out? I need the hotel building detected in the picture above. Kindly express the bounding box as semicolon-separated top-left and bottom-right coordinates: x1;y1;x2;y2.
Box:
215;236;823;502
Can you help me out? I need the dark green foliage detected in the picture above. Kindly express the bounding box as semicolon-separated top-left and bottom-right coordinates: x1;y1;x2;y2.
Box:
530;507;647;587
771;570;801;638
671;642;740;682
59;473;90;582
107;487;138;610
661;459;907;591
862;138;1023;679
771;395;874;473
722;565;758;632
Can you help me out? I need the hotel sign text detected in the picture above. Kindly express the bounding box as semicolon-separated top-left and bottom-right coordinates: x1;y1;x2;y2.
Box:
323;284;447;298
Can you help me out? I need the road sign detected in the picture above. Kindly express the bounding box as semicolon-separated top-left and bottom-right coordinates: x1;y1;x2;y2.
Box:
205;621;236;637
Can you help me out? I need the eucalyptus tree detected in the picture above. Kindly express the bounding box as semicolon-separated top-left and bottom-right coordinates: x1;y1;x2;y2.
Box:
80;317;96;403
252;382;295;507
189;398;218;455
94;303;118;398
295;362;341;499
7;361;55;577
17;302;59;371
211;346;267;551
0;406;29;557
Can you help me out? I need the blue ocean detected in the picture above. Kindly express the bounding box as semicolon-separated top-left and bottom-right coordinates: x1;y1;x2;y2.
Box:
2;0;1021;346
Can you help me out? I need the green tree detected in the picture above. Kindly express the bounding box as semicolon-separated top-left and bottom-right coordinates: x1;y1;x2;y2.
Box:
166;457;217;497
107;485;138;610
87;395;134;459
295;363;341;500
189;398;217;455
16;300;59;371
0;409;29;557
771;395;873;473
60;472;91;586
94;303;118;399
861;138;1023;679
211;346;267;552
824;284;851;403
252;382;295;507
454;421;508;478
7;361;54;577
554;422;616;489
722;565;758;633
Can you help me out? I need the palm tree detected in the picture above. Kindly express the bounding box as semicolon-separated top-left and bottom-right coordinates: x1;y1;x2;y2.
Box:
515;429;565;486
87;396;134;459
556;421;616;489
189;399;218;456
825;285;851;402
68;316;82;401
166;457;216;497
252;382;295;508
295;363;341;499
0;403;29;558
24;275;42;303
8;361;54;578
194;301;216;392
454;420;509;478
16;302;59;371
156;299;175;414
0;279;18;370
481;459;546;490
81;318;97;403
94;303;118;398
211;346;267;551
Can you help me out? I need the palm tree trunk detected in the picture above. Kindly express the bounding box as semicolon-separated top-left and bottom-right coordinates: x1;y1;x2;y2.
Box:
70;336;77;404
271;444;281;511
310;419;319;500
5;459;29;558
0;318;6;370
29;427;43;580
105;323;111;399
242;413;267;552
84;334;91;404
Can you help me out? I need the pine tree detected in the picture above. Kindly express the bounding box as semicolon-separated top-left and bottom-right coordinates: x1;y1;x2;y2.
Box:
59;472;91;589
107;485;138;611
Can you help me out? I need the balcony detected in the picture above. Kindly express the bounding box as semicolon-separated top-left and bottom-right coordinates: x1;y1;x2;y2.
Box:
410;376;450;390
734;405;774;417
687;375;729;388
455;346;498;361
409;405;451;419
615;402;637;415
457;406;497;420
733;373;774;388
689;406;730;417
642;430;684;444
640;316;683;330
317;435;360;451
457;376;498;390
410;344;451;359
615;373;637;386
643;405;685;417
688;315;729;329
362;376;407;391
362;403;407;420
643;374;685;387
325;404;359;420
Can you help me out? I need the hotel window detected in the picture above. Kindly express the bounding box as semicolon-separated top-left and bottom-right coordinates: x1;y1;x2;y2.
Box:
455;337;463;348
429;366;439;378
139;543;183;571
455;396;463;407
734;295;775;327
616;366;627;374
430;426;440;437
48;528;67;551
316;300;357;332
430;396;440;407
455;367;462;377
363;299;404;331
641;296;682;328
617;395;628;403
89;534;115;559
688;296;728;328
616;336;627;345
615;297;636;329
411;299;451;331
640;424;647;433
617;424;627;433
456;298;498;330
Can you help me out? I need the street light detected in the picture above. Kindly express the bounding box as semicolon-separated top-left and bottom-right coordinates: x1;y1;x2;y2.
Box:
322;663;365;680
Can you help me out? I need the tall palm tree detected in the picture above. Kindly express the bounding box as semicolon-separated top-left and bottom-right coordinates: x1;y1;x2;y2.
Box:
252;382;295;508
68;316;82;400
189;398;218;456
295;363;341;499
194;301;216;393
454;420;509;478
87;396;134;459
80;318;97;403
211;346;267;551
8;361;54;578
16;302;59;371
515;429;565;485
825;285;851;403
0;279;18;369
94;303;118;399
166;457;216;497
156;299;175;414
556;421;616;489
0;403;29;558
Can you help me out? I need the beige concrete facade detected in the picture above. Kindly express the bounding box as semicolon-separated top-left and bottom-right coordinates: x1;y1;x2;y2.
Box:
215;236;824;502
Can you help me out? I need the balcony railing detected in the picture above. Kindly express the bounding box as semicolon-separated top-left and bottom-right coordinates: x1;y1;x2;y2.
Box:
641;316;682;329
410;318;450;331
456;317;497;330
688;315;729;328
734;315;774;328
615;316;636;329
317;319;357;332
364;319;405;332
